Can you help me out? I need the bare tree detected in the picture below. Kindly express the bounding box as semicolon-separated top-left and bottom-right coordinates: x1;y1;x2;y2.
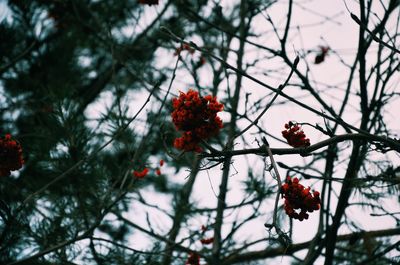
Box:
1;0;399;265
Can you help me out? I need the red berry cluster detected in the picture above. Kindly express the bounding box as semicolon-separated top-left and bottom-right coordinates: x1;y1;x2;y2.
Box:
281;176;320;221
173;44;206;67
200;237;214;245
133;159;165;178
155;159;164;176
282;122;310;148
198;56;206;66
185;252;200;265
172;89;223;152
0;134;24;177
199;224;214;245
133;168;149;179
174;43;195;56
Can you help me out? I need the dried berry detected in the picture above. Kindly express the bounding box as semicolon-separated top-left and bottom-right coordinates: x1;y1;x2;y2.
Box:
314;46;329;64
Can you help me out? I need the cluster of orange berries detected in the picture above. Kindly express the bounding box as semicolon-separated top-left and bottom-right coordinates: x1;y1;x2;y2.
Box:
133;159;164;179
185;252;200;265
133;168;149;179
281;176;320;221
174;43;195;56
183;225;214;264
282;122;310;148
173;43;206;67
199;224;214;245
172;89;223;152
200;237;214;245
155;159;164;175
0;134;24;177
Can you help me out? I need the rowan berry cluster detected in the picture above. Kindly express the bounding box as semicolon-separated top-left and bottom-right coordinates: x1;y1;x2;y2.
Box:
282;122;310;148
174;43;195;56
200;237;214;245
172;89;223;152
173;43;207;67
133;168;149;179
185;252;200;265
199;224;214;245
155;159;164;176
133;160;165;179
281;176;320;221
0;134;24;177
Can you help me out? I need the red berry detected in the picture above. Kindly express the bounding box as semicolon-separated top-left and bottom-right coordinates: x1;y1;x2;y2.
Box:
172;90;223;152
133;168;149;179
0;134;24;177
281;177;320;221
282;122;311;148
200;237;214;245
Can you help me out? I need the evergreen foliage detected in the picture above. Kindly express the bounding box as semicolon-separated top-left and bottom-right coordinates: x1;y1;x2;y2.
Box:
1;1;399;264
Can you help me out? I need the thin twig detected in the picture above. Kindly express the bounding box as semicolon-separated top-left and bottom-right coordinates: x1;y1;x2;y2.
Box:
262;137;282;226
233;56;299;140
262;137;289;246
350;12;400;54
